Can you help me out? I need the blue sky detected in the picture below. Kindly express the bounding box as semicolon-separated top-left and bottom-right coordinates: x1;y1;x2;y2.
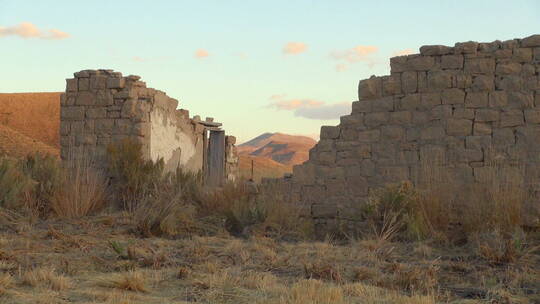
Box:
1;0;539;142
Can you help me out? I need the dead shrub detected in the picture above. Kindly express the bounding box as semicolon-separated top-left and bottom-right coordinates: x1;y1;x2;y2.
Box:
303;262;343;283
473;229;539;265
107;139;164;212
99;270;149;293
21;267;71;291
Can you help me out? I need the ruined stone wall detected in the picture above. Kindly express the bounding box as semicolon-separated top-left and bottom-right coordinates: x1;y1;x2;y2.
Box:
287;35;540;231
60;69;238;180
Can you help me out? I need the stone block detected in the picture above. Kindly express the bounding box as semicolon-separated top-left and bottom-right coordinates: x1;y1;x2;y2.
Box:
364;112;388;127
61;106;85;121
442;88;465;104
78;78;89;91
380;125;405;141
441;54;464;69
534;48;540;61
351;100;371;113
66;78;78;92
489;91;508;107
408;55;435;71
427;71;452;90
346;175;369;196
419;145;446;165
496;75;522;91
390;55;407;73
382;75;401;95
107;77;125;89
75;91;95;106
358;130;380;142
513;48;533;62
455;41;478;54
525;109;540;123
454;108;475;119
133;122;150;137
464;58;495;74
75;134;97;146
500;110;524;127
478;40;501;52
372;97;394;112
421;125;445;140
420;45;452;55
417;71;427;92
121;99;151;122
340;128;357;141
86;107;107;119
293;164;316;185
317;151;336;165
524;76;539;90
108;111;121;118
492;128;515;146
475;109;499;122
377;166;409;183
521;34;540;47
74;70;90;78
473;122;492;135
406;127;420;141
60;123;70;136
466;135;492;150
320;126;340;139
96;90;114;106
455;73;473;88
472;75;495;91
357;144;371;158
420;93;441;108
90;76;107;89
389;111;412;124
399;94;421;110
496;61;521;75
401;71;417;93
430;105;452;120
358;77;382;100
95;119;115;134
412;111;429;124
447;118;472;136
316;139;334;152
450;148;483;163
340;114;363;126
70;121;84;133
508;91;534;109
522;64;536;76
495;49;513;59
465;92;488;108
502;39;519;49
60;136;74;147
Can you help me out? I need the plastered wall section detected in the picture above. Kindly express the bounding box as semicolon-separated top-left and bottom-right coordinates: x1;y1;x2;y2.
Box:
282;35;540;231
60;69;205;174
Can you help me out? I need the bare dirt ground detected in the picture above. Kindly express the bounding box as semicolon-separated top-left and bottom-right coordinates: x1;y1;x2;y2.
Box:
0;213;538;304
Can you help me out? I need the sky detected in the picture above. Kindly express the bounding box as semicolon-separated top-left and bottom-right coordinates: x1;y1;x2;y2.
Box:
1;0;539;143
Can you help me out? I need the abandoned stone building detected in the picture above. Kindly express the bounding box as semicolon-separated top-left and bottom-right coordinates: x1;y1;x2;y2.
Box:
60;69;238;186
273;34;540;232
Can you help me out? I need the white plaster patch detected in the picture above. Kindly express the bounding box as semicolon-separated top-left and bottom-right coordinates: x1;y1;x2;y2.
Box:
150;109;196;168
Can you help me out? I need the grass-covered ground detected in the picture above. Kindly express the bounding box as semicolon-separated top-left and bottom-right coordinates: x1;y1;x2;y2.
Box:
1;140;539;303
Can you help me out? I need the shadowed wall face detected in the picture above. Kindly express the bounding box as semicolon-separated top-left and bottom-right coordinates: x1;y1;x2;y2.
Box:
284;35;540;232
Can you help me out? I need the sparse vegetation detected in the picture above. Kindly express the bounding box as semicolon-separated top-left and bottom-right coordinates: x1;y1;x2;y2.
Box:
0;141;538;303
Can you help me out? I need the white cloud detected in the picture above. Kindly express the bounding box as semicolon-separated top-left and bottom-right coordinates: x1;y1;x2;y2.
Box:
268;95;350;120
283;42;308;55
0;22;70;40
392;49;414;56
195;49;210;58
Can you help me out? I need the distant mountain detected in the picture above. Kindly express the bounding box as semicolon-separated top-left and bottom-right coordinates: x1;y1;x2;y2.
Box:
237;133;317;180
0;124;59;158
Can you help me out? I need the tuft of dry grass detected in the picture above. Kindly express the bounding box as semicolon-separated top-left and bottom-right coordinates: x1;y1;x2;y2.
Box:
21;267;71;291
98;271;149;293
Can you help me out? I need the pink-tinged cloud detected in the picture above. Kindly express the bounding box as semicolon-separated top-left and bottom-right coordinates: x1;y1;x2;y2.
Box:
331;45;378;63
268;95;351;120
0;22;70;39
392;49;414;57
195;49;210;58
335;63;348;72
283;42;308;55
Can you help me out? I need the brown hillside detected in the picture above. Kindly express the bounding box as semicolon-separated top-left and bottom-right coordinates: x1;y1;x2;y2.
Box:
238;133;316;166
238;154;291;182
0;124;59;158
0;92;61;148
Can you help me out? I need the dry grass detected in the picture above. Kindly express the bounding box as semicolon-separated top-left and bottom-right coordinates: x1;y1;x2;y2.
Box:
98;271;149;293
21;267;71;291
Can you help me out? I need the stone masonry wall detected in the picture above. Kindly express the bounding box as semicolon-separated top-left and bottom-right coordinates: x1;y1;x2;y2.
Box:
60;69;238;180
285;35;540;232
